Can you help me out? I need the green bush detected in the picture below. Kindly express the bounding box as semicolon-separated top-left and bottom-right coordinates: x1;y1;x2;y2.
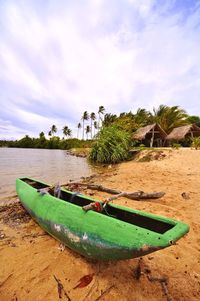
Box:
171;143;181;149
191;137;200;150
89;125;131;163
139;144;146;150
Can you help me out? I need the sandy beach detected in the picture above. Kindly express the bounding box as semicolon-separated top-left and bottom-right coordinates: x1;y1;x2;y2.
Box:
0;149;199;301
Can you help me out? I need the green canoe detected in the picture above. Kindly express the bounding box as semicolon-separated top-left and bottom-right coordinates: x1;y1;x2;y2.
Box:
16;177;189;261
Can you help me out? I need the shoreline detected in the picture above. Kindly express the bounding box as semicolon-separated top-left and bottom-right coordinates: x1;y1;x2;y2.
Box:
0;149;199;301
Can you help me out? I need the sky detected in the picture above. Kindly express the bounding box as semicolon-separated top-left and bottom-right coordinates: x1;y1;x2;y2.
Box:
0;0;200;139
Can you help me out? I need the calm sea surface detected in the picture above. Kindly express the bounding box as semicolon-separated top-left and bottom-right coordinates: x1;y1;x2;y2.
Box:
0;148;95;200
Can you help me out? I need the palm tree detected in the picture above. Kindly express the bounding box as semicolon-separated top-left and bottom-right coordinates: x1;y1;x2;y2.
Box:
77;122;82;139
63;126;68;138
51;125;57;137
85;125;91;140
93;121;98;137
63;126;72;139
134;108;152;127
90;112;96;139
103;113;117;126
66;128;72;138
98;106;105;129
152;105;189;133
81;111;89;140
48;131;52;137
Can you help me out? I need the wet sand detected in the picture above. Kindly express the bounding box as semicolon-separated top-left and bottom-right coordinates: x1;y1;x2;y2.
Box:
0;149;199;301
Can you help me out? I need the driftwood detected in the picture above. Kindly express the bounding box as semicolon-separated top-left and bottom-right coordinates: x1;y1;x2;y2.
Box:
105;191;165;201
64;182;165;201
63;182;121;194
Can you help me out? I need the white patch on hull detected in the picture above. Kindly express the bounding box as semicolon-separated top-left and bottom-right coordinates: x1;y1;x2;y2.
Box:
82;233;88;240
64;228;80;243
54;224;61;232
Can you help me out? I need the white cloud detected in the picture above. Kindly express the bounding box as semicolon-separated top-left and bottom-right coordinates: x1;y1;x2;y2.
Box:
0;0;200;139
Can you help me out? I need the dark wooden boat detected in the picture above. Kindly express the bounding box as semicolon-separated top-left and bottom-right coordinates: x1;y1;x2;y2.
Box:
16;177;189;261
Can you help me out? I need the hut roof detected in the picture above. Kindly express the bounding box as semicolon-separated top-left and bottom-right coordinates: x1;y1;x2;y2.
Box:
132;123;167;140
166;124;200;140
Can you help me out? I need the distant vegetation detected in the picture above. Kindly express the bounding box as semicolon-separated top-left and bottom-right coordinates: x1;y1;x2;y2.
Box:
1;105;200;156
0;136;92;149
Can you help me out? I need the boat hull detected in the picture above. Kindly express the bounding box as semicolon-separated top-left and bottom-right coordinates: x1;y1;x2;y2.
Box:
16;178;189;261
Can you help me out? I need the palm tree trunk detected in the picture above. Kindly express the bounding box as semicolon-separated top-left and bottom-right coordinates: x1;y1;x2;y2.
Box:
91;120;93;139
98;113;100;130
82;120;84;140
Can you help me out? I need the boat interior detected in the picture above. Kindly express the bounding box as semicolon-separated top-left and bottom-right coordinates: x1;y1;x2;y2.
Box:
23;178;175;234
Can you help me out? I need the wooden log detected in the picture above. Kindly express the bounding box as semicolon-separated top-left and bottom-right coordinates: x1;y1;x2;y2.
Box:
63;182;165;201
106;191;165;201
63;183;121;195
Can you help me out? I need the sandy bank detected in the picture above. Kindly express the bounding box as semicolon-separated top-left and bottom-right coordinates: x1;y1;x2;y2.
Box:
0;149;199;301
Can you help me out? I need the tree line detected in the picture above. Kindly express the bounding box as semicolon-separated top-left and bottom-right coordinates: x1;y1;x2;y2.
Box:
1;105;200;149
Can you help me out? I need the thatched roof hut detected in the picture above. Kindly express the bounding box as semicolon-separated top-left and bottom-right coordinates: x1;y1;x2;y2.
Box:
166;124;200;141
132;123;167;147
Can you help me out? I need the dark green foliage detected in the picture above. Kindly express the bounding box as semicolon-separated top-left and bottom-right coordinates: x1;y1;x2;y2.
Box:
171;143;181;149
47;136;60;149
103;113;117;126
191;137;200;149
0;140;12;147
109;112;138;133
134;108;152;127
102;105;191;135
1;135;93;150
103;110;152;133
187;115;200;127
60;138;93;150
89;125;131;163
152;105;189;133
15;135;35;148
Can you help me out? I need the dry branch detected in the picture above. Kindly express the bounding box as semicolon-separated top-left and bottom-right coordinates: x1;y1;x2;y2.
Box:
64;182;165;201
105;191;165;201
